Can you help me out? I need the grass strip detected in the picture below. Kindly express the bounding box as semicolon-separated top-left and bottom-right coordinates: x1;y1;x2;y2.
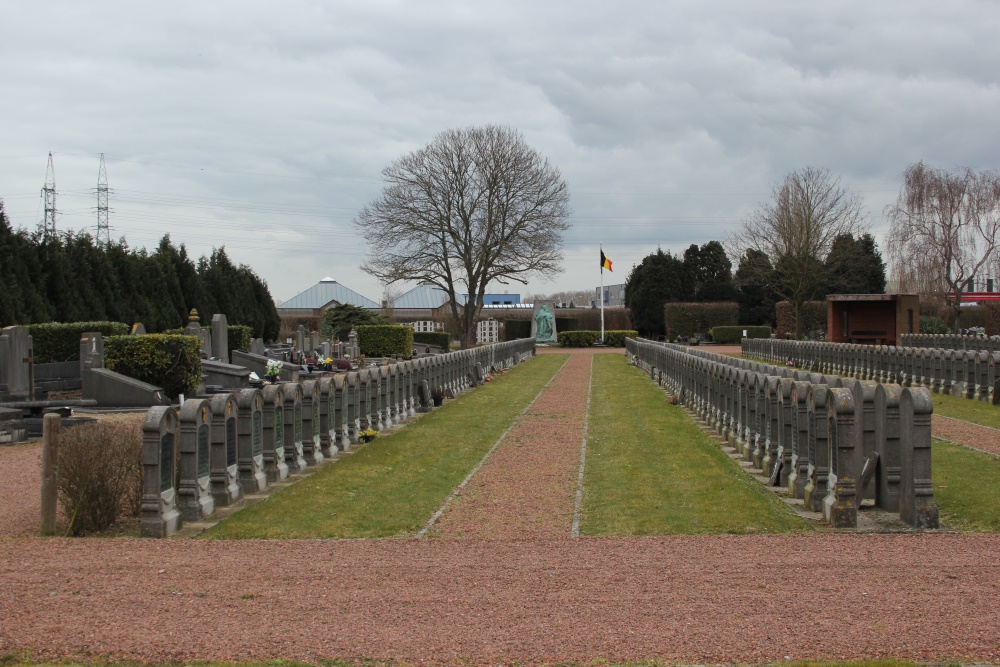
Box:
581;354;808;535
930;390;1000;430
932;437;1000;532
202;354;568;539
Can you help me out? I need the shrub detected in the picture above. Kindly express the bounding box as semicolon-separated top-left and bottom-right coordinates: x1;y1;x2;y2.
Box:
413;331;451;351
228;324;253;356
602;330;639;347
105;334;202;399
920;315;950;334
58;419;143;536
27;321;129;363
709;325;772;344
357;324;413;357
774;301;827;339
558;331;600;347
663;302;738;339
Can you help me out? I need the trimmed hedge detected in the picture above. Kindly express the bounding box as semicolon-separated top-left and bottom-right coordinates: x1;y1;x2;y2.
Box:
413;331;451;351
558;330;600;347
228;324;253;357
28;321;130;363
664;302;738;339
357;324;414;357
105;334;202;399
775;300;827;339
709;325;772;344
602;330;639;347
555;318;579;334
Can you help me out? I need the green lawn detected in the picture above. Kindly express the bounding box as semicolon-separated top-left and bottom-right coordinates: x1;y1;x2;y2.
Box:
931;390;1000;430
933;437;1000;531
581;354;809;535
203;354;568;539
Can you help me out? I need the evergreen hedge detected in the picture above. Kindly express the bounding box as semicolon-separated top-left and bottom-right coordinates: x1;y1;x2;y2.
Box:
558;331;600;347
105;334;202;399
228;324;253;356
602;330;639;347
503;320;532;341
28;321;130;363
709;325;772;344
664;302;738;339
357;325;414;357
413;331;451;351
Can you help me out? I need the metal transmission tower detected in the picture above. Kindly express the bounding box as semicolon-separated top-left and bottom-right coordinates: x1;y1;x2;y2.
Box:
96;153;110;245
42;151;56;240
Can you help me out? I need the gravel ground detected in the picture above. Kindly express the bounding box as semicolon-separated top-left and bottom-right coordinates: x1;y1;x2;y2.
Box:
430;351;593;539
934;415;1000;455
1;352;999;664
0;534;998;664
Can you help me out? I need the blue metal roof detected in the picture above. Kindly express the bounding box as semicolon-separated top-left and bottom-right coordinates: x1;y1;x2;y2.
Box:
277;278;381;310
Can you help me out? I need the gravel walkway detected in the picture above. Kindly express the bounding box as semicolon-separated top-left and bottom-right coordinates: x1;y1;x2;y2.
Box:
933;415;1000;456
429;351;593;539
2;350;1000;665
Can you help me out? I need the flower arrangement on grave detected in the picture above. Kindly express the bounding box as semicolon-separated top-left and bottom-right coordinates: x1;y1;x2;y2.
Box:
265;359;283;382
323;356;334;371
358;427;380;443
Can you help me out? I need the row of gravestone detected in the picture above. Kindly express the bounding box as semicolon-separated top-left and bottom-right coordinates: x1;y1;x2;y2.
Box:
141;337;536;537
626;337;939;530
744;337;1000;404
898;333;1000;354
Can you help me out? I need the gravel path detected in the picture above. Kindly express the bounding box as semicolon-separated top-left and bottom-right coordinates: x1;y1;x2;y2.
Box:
2;350;1000;664
933;415;1000;455
1;534;998;664
429;351;593;539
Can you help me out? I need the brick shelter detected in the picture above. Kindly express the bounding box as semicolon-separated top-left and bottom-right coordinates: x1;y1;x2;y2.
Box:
826;293;920;346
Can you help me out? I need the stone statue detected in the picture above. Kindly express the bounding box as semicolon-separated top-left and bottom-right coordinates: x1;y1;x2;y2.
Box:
535;304;555;342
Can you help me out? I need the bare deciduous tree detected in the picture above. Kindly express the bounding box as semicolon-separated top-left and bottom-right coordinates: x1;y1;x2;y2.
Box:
727;166;867;339
886;161;1000;332
356;125;571;348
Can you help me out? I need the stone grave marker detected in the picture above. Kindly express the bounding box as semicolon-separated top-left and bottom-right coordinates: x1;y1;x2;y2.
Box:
140;406;182;537
0;326;33;401
261;384;289;482
177;398;215;522
899;387;940;528
300;379;324;465
235;388;267;493
282;382;307;473
823;386;857;528
208;392;241;506
211;314;229;363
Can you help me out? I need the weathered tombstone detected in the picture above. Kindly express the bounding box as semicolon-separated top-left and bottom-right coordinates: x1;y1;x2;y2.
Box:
235;388;267;493
140;406;182;537
760;376;780;474
261;384;289;482
283;382;307;473
211;314;229;364
310;331;320;355
185;309;212;359
962;350;977;399
250;338;266;356
333;373;350;450
899;387;940;528
0;326;33;401
296;325;306;356
873;384;902;512
847;380;878;501
177;399;215;522
208;392;241;507
976;351;991;402
776;378;795;487
823;386;857;528
317;376;338;458
300;379;324;465
803;383;830;513
130;322;147;335
345;371;360;444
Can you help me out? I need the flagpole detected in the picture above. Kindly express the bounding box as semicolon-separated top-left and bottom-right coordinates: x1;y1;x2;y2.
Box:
600;244;605;344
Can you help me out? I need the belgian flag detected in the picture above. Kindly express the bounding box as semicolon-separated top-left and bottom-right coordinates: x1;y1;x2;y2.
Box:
600;249;613;272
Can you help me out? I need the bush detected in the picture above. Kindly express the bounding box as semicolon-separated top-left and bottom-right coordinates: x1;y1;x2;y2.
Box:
920;315;950;334
357;324;413;357
709;325;772;344
27;321;129;363
775;300;827;339
413;331;451;351
58;419;143;535
228;324;253;356
105;334;202;399
602;330;639;347
558;331;600;347
663;302;738;339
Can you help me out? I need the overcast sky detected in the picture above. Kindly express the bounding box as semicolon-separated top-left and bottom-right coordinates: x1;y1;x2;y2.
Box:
3;1;998;305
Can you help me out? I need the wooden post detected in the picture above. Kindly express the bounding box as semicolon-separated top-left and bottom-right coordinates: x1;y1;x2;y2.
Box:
40;413;60;536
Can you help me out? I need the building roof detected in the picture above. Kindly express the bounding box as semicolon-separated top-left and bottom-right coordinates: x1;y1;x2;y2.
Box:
276;277;381;310
391;283;458;309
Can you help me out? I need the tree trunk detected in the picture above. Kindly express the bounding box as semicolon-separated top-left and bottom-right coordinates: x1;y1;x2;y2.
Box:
793;299;804;340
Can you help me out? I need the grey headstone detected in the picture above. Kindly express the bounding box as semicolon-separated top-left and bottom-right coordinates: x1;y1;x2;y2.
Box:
211;314;229;364
140;406;182;537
